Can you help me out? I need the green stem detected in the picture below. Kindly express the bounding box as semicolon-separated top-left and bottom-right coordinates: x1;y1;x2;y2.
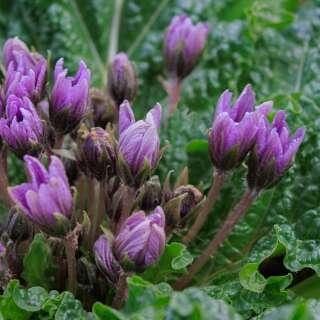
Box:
127;0;170;56
107;0;124;66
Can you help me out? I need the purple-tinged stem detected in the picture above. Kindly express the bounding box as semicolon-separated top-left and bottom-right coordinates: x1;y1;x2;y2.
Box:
167;78;181;116
112;272;129;309
87;177;96;226
182;171;226;245
78;175;85;214
92;180;106;243
0;149;13;208
174;188;259;290
63;223;82;295
54;134;64;150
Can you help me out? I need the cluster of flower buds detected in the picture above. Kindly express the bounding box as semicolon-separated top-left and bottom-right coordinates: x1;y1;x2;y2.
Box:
94;207;166;286
8;155;74;237
208;84;305;191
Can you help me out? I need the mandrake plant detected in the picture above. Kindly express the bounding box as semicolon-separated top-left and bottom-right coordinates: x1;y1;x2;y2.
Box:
0;12;306;315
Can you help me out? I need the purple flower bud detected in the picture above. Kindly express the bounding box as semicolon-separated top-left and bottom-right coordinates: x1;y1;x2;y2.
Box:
94;232;123;286
50;58;91;135
77;125;116;180
247;111;305;190
114;206;166;270
2;37;30;70
208;85;272;171
118;101;162;186
3;38;47;103
0;95;45;157
90;89;115;128
164;15;209;80
5;58;47;103
8;155;74;236
107;53;138;107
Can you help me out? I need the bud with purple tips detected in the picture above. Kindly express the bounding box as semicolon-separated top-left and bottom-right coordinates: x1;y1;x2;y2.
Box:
164;15;209;80
49;58;91;135
77;125;116;180
94;232;123;287
107;53;138;107
114;207;166;270
5;56;47;103
208;85;272;171
8;155;74;236
0;95;45;157
118;100;162;187
247;111;305;190
2;37;31;70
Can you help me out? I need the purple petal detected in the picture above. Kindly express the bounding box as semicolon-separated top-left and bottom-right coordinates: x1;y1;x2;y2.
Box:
119;100;135;135
145;103;162;130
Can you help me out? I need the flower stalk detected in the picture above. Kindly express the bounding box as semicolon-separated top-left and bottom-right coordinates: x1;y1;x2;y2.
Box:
182;171;226;245
174;188;259;290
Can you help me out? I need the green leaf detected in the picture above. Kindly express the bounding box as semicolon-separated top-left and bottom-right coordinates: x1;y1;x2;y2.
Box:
21;233;57;290
12;286;48;312
142;242;193;283
55;292;87;320
257;299;320;320
0;280;31;320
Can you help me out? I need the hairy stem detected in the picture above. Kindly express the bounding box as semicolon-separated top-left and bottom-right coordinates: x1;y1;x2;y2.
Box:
87;178;96;223
78;175;85;214
182;171;226;245
92;180;106;243
167;78;181;116
174;189;259;290
63;238;77;295
112;273;128;309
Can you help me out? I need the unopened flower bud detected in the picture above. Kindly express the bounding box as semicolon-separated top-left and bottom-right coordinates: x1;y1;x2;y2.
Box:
208;85;272;171
9;155;74;237
50;58;91;135
247;111;305;190
90;89;115;128
107;53;138;107
118;101;162;187
0;95;45;158
7;208;33;241
94;232;123;287
114;207;166;270
136;176;162;211
173;185;203;218
3;38;47;103
164;15;209;80
77;125;116;180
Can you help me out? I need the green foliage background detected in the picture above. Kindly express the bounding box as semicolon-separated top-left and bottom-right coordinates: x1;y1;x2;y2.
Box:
0;0;320;318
